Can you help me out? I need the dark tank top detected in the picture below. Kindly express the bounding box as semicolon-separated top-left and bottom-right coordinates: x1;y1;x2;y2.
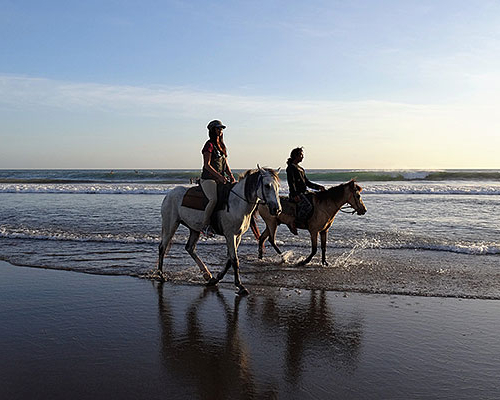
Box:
201;140;227;180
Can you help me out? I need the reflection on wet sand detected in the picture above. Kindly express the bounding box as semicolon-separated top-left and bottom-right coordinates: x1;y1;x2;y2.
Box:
155;283;363;399
257;290;362;382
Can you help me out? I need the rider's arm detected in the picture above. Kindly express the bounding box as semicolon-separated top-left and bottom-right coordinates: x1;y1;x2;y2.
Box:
305;176;325;191
224;162;236;183
203;151;226;183
286;165;301;202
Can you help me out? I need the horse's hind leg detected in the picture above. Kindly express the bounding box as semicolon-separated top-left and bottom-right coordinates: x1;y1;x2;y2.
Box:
320;230;329;266
158;220;179;273
185;228;213;282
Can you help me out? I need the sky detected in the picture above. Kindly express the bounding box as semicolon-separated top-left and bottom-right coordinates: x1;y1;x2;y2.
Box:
1;0;500;169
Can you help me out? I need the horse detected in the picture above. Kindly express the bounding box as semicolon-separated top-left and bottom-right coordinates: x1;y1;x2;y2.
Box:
255;179;367;266
158;167;281;295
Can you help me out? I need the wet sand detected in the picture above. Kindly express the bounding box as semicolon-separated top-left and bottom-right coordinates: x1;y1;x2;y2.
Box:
1;260;499;400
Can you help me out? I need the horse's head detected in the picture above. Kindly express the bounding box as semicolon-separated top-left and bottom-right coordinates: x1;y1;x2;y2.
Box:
345;180;367;215
256;165;281;216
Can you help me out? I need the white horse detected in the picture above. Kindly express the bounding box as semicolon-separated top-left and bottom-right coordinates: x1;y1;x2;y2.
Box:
158;167;281;295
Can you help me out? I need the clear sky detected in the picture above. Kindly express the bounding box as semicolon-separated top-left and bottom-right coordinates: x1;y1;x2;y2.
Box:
1;0;499;169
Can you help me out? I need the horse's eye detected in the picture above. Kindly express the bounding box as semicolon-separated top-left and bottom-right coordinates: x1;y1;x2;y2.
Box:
265;183;272;189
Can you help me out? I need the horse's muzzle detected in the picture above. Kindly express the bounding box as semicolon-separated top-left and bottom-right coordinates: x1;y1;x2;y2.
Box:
357;207;367;215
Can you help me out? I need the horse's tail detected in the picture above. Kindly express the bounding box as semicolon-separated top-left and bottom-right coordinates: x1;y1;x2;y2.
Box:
250;209;260;241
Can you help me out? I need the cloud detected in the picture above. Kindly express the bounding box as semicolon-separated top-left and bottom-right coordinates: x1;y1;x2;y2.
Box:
0;74;483;118
1;73;499;140
1;74;499;168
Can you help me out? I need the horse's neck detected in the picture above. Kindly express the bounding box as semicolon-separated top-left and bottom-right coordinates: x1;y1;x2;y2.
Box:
227;177;257;218
323;190;347;217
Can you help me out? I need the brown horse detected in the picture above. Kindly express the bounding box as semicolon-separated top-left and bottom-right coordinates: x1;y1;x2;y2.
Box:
255;180;367;266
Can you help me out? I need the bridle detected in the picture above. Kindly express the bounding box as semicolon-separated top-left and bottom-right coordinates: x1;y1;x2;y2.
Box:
339;187;363;214
230;171;273;206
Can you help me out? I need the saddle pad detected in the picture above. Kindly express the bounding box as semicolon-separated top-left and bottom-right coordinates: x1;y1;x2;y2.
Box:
181;182;236;212
181;186;209;210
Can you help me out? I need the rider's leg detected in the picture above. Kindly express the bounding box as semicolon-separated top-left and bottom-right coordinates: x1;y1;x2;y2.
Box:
200;178;217;234
296;193;313;228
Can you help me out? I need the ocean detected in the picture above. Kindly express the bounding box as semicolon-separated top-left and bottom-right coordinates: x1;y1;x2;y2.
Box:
1;169;499;299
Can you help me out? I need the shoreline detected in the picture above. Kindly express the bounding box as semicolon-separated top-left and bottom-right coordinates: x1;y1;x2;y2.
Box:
4;248;500;300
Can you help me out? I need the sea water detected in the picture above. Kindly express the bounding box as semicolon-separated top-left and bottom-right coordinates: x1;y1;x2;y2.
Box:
1;169;499;298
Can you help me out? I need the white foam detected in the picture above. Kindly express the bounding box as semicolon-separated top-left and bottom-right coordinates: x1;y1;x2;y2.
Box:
1;181;500;195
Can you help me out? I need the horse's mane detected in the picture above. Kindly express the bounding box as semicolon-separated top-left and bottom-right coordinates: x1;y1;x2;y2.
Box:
238;168;280;201
315;179;362;204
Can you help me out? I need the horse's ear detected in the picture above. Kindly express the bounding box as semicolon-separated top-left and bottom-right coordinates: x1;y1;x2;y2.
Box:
257;164;263;171
276;167;281;173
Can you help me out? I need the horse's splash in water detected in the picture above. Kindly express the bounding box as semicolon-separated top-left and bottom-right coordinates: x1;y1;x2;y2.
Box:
256;179;367;266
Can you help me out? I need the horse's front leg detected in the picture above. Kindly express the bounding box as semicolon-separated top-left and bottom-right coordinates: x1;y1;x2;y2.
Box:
220;235;248;295
259;219;281;258
268;219;282;256
211;257;232;286
210;235;247;294
232;235;248;296
320;230;328;266
258;227;270;259
299;230;318;266
185;228;213;282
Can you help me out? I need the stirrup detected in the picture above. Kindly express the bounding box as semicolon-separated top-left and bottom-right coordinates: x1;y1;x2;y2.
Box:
201;225;215;238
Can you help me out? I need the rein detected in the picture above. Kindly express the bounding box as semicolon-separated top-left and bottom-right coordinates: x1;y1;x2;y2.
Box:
230;172;268;206
339;205;356;214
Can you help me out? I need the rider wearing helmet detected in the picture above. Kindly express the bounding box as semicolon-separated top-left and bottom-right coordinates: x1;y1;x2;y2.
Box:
200;120;236;236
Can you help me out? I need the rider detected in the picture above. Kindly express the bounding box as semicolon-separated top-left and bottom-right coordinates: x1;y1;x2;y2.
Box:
286;147;325;234
200;120;236;237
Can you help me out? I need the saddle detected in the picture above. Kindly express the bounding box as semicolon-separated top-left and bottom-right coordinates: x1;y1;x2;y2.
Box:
181;182;235;212
279;193;314;229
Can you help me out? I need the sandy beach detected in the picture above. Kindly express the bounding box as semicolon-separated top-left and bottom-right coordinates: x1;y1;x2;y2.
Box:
1;260;499;400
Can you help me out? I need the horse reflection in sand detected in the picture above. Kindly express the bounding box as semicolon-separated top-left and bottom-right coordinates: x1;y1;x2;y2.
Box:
158;167;281;295
255;179;367;266
156;283;265;398
155;283;362;398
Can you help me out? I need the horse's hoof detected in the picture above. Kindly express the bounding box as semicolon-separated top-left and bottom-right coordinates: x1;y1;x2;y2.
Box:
203;272;212;282
206;277;218;286
322;261;329;267
236;286;249;296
